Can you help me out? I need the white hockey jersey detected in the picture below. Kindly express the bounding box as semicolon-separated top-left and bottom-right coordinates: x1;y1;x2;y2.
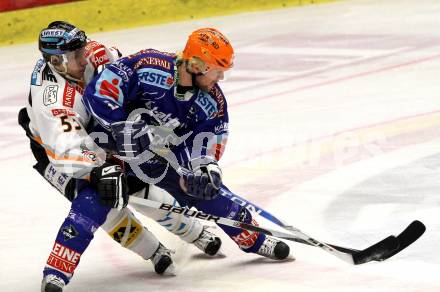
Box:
26;59;106;179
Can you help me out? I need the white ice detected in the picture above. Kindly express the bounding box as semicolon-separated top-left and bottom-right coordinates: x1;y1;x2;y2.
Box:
1;0;439;291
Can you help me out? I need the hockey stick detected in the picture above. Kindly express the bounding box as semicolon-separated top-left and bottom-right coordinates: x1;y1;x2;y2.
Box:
220;190;426;262
129;196;400;265
327;220;426;262
123;155;419;263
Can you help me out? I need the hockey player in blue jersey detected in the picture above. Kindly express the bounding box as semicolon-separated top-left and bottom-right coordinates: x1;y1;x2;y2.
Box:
21;22;224;292
83;27;294;261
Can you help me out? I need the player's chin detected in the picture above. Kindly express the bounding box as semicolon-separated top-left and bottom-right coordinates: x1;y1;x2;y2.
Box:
201;83;216;93
73;71;85;80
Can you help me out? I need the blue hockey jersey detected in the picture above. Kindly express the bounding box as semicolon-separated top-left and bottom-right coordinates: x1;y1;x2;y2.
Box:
83;49;229;167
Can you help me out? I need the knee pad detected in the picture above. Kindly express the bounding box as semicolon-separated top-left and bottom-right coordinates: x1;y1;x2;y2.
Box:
72;184;111;226
102;207;159;259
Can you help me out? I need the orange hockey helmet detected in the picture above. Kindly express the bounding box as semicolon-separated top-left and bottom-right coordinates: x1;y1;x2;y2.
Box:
182;28;234;71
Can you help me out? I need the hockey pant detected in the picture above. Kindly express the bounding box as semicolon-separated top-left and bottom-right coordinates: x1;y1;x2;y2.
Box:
43;180;160;285
132;164;266;253
35;160;205;247
34;158;205;245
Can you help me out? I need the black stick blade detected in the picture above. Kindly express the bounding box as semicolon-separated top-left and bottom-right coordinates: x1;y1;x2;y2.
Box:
353;236;399;265
378;220;426;261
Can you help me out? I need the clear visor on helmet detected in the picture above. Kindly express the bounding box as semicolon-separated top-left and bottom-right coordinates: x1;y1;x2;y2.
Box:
64;46;86;64
53;45;87;82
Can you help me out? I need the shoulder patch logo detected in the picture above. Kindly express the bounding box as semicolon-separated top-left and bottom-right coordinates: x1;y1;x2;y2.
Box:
43;85;58;106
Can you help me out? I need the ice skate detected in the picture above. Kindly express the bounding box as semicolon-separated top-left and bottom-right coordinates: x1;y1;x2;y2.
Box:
193;226;223;256
150;243;176;275
257;236;295;260
41;274;65;292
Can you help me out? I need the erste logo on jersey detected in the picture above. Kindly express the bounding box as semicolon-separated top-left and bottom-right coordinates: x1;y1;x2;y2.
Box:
95;69;124;105
43;85;58;106
62;82;75;108
138;68;174;90
195;91;218;118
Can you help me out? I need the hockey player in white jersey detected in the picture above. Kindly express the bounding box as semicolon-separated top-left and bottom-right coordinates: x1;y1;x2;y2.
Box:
19;21;221;292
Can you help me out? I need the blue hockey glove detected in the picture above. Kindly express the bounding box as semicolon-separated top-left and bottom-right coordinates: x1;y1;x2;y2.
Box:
110;120;151;158
90;162;128;209
183;156;222;200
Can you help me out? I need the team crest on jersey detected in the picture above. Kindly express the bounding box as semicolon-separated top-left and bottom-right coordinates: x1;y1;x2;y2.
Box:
43;85;58;106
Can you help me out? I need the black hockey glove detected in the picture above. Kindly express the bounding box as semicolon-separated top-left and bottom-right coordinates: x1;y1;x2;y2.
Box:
110;120;151;158
90;162;128;209
183;156;222;200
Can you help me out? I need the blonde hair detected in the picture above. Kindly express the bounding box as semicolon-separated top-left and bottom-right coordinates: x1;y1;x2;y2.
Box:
176;52;207;72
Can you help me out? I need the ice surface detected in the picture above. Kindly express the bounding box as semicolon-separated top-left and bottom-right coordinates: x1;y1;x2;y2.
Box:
1;0;439;291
